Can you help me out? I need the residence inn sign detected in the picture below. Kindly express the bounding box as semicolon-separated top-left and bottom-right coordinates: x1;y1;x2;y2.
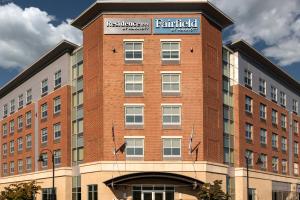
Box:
104;17;200;35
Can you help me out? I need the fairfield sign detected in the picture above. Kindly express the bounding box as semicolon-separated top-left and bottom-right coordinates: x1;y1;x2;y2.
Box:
153;18;200;34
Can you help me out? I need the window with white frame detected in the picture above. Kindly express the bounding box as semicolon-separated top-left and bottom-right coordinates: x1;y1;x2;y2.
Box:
26;134;32;149
259;103;266;119
26;111;32;126
17;137;23;151
18;94;24;108
9;120;14;133
124;105;144;126
293;99;299;114
245;96;252;113
272;109;278;124
271;86;278;102
18;160;23;173
2;123;7;136
9;140;14;154
88;184;98;200
279;91;286;107
54;149;61;166
53;96;61;114
10;99;15;113
281;114;286;129
124;73;143;93
41;153;48;168
41;103;48;119
125;137;144;157
41;79;48;95
54;70;61;88
294;163;299;175
26;89;32;104
41;128;48;144
281;137;287;151
124;41;143;61
53;123;61;140
272;133;278;148
272;157;278;172
245;123;252;140
3;163;7;176
282;160;287;174
161;73;180;93
259;78;266;95
2;143;7;156
295;142;299;156
260;128;267;145
244;69;252;87
10;161;14;174
245;150;253;166
161;41;180;61
17;116;23;130
26;157;32;171
293;120;299;133
3;104;8;117
162;104;181;126
260;154;267;169
163;137;181;157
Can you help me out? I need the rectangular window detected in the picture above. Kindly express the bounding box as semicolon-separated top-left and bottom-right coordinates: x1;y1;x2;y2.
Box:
2;123;7;136
17;116;23;130
281;137;287;152
245;150;253;166
161;73;181;93
163;137;181;157
2;143;7;156
26;89;32;104
161;41;180;61
124;105;144;126
244;69;252;87
279;91;286;107
26;111;32;126
17;137;23;151
26;157;32;171
41;79;48;95
293;99;299;114
272;157;278;172
53;123;61;140
271;86;278;102
259;78;266;95
9;140;14;154
10;161;14;174
281;114;286;129
282;160;287;174
124;41;143;61
260;129;267;145
125;138;144;158
41;103;48;119
18;160;23;173
10;99;15;113
124;73;143;94
88;184;98;200
41;128;48;144
293;120;299;133
3;163;7;176
26;134;32;149
245;123;253;140
3;104;8;117
162;105;181;126
18;94;24;108
54;96;61;114
260;154;267;169
42;188;55;200
54;149;61;166
41;153;48;168
272;133;278;149
294;163;299;175
259;103;266;119
295;142;299;156
272;109;278;125
9;120;14;133
245;96;252;113
54;70;62;88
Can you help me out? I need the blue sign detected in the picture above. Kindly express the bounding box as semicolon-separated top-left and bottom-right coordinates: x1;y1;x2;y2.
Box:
153;18;200;34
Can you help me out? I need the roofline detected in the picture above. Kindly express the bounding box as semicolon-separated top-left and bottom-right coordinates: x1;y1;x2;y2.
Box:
227;40;300;95
71;0;233;30
0;40;79;98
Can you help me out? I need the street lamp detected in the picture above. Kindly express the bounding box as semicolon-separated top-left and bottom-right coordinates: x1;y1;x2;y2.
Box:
38;149;56;200
245;152;263;200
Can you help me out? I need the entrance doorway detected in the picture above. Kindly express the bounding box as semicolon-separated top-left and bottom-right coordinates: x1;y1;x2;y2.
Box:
133;185;174;200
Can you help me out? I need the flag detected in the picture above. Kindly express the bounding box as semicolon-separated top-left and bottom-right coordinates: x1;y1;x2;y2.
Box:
189;124;194;154
116;142;127;154
112;123;115;142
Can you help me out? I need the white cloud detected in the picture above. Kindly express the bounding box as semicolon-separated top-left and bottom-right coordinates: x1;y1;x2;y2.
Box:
211;0;300;66
0;3;82;69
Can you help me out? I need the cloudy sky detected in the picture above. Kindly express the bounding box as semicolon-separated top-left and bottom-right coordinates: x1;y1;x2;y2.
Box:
0;0;299;86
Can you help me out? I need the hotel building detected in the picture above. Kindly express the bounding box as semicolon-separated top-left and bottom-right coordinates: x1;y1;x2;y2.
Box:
0;1;299;200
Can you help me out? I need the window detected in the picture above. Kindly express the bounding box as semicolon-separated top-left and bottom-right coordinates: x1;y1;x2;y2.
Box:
272;157;278;172
42;188;55;200
10;99;15;113
259;104;266;119
18;94;24;108
282;160;287;174
124;73;143;93
17;116;23;130
281;137;287;152
41;79;48;95
161;41;180;61
125;138;144;157
10;161;14;174
260;129;267;145
17;137;23;151
26;134;32;149
281;114;286;129
18;160;23;173
162;105;181;126
54;150;61;166
163;137;181;157
245;150;253;166
54;70;62;88
53;123;61;140
54;96;61;114
245;96;252;113
3;163;7;176
26;89;32;104
2;123;7;136
9;140;14;154
293;120;299;133
244;69;252;87
260;154;267;169
259;78;266;94
272;109;278;125
3;104;8;117
9;120;14;133
279;91;286;107
124;41;143;61
161;73;181;93
2;143;7;156
124;105;144;126
41;153;48;168
88;184;98;200
295;142;299;156
272;133;278;148
271;86;278;102
26;157;32;171
245;123;253;140
41;103;48;119
41;128;48;144
294;163;299;175
293;99;299;114
26;111;32;126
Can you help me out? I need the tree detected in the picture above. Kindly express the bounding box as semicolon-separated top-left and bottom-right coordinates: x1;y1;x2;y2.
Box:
0;181;41;200
198;180;230;200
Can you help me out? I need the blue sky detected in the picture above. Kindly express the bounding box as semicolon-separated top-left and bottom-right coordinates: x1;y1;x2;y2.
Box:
0;0;299;86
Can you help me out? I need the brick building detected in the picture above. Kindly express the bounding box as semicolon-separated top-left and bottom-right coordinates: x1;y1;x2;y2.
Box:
0;1;299;200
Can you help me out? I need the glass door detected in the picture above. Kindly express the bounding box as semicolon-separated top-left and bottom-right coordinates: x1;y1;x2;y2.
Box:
142;191;152;200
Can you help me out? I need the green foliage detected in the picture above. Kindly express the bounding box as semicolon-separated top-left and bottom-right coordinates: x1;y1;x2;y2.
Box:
0;181;41;200
198;180;230;200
